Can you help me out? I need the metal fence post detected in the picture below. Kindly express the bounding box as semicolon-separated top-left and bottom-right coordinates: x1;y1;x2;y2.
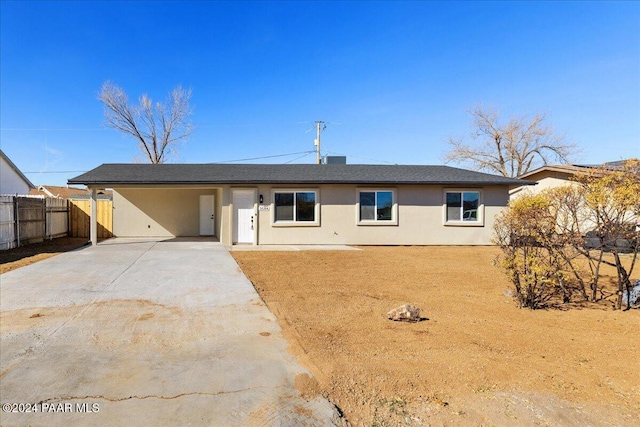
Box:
44;198;48;240
14;195;20;247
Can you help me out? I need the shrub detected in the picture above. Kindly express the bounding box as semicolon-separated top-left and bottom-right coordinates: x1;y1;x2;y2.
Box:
495;159;639;310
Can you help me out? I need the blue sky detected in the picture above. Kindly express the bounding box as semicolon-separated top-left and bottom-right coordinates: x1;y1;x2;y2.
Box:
1;1;638;186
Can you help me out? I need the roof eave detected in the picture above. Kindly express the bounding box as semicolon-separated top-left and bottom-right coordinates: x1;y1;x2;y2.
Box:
67;179;530;186
518;165;589;179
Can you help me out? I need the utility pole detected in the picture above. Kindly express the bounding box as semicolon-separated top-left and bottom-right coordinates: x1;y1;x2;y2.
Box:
314;120;325;164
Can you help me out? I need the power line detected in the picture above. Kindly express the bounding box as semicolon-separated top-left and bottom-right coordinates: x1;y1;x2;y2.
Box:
23;150;318;173
1;128;108;131
325;150;398;165
283;152;313;164
212;150;315;163
24;170;87;173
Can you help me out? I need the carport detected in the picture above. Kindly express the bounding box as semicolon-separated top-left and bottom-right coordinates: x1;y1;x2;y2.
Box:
83;186;223;246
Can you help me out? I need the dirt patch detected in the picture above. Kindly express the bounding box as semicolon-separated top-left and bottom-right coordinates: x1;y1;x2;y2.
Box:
295;373;322;399
137;313;155;321
232;246;640;426
0;237;89;273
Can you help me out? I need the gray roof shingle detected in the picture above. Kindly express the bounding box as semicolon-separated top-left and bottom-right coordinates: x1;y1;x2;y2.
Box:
68;163;532;186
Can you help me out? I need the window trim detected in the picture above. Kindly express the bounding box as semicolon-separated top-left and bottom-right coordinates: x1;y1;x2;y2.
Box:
271;189;320;227
443;188;484;226
356;188;398;226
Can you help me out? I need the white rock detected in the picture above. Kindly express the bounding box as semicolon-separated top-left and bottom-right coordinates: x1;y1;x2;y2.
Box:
387;304;422;322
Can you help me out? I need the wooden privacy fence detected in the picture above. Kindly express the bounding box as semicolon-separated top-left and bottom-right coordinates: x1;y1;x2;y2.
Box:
0;196;113;249
68;199;113;239
0;196;69;250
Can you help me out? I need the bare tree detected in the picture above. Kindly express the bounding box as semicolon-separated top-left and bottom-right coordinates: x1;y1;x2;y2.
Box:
445;106;578;177
99;81;194;163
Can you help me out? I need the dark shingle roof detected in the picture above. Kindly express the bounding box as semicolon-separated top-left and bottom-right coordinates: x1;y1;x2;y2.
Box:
68;163;532;186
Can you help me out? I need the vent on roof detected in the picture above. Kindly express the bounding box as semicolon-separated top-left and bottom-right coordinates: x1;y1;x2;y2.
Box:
323;156;347;165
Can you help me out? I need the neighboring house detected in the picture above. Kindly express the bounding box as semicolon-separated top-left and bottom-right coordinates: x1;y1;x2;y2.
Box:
29;185;113;200
511;160;635;198
0;149;35;195
512;160;639;242
30;185;88;199
68;163;532;246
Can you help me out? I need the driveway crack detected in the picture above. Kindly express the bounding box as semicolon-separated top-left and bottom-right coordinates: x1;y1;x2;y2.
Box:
37;386;281;404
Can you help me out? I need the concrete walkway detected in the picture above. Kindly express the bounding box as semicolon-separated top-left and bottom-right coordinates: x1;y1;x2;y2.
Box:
0;238;342;426
228;244;361;252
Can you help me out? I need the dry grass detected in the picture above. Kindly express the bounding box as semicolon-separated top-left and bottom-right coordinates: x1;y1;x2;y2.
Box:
233;246;640;426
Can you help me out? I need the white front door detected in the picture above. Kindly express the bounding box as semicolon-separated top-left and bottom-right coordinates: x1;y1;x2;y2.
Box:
233;190;255;244
199;195;215;236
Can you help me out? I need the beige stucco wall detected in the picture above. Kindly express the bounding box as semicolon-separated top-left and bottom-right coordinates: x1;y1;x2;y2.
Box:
510;170;576;199
113;187;220;237
113;184;510;245
251;184;507;245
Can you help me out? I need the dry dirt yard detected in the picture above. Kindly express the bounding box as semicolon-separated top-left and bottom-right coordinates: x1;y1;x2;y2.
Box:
232;246;640;427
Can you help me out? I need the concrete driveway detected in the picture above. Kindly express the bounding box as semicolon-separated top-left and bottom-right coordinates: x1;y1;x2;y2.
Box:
0;238;342;426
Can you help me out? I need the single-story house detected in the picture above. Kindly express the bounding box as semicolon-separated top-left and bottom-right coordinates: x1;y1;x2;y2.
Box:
0;149;35;195
68;163;532;246
511;160;634;198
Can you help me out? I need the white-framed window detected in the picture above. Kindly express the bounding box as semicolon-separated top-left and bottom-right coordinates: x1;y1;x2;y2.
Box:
272;189;320;226
356;188;398;226
444;189;483;226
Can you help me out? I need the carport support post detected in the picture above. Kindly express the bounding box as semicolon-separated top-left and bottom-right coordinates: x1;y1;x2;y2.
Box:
90;187;98;246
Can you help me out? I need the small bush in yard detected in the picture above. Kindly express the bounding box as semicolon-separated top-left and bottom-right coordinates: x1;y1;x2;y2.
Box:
495;159;640;310
493;194;570;308
576;159;640;309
